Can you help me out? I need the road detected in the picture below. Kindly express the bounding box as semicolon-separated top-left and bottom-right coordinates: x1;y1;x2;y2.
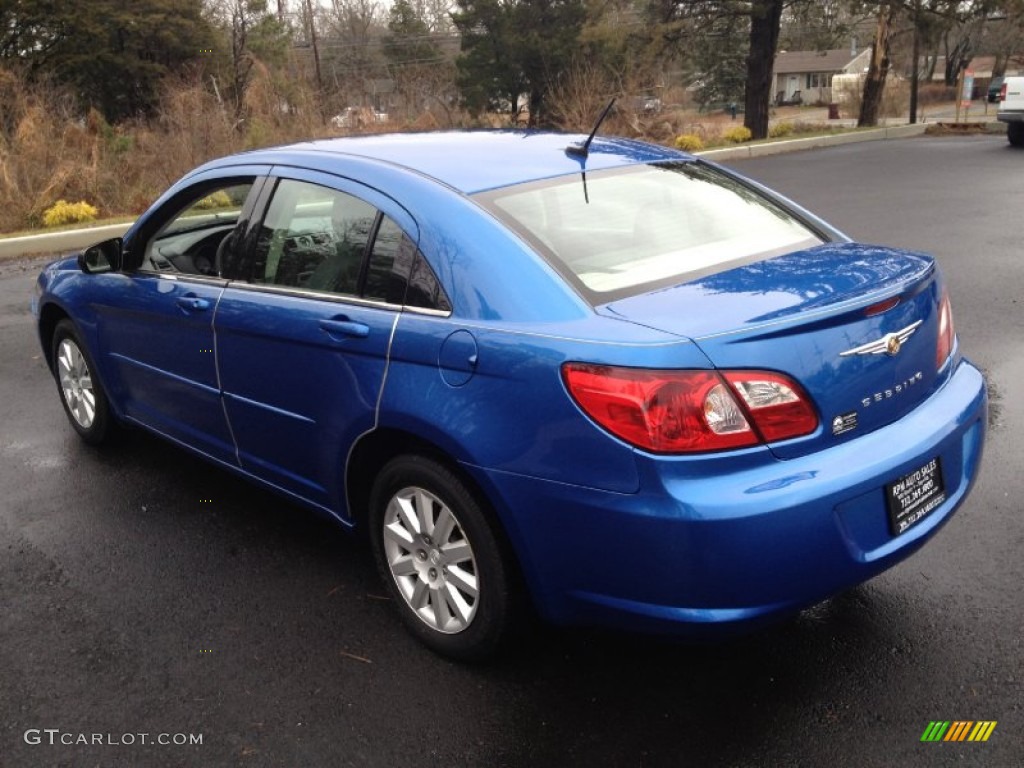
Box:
1;134;1022;767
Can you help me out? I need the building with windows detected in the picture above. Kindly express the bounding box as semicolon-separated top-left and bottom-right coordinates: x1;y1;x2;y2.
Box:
772;48;871;105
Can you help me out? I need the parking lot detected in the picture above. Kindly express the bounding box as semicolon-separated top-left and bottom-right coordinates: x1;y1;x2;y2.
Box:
1;133;1021;767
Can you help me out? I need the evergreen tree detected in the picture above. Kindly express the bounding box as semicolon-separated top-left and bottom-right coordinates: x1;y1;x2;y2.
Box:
452;0;586;126
1;0;218;121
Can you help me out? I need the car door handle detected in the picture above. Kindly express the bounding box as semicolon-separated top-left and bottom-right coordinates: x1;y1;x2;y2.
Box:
176;295;210;311
319;318;370;339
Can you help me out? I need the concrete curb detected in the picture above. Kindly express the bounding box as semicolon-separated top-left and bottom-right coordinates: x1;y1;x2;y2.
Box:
0;222;131;261
697;123;929;162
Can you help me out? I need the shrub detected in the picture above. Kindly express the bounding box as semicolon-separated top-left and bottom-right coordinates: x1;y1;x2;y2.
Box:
42;200;99;227
193;190;233;210
673;133;704;152
723;126;753;143
768;121;794;138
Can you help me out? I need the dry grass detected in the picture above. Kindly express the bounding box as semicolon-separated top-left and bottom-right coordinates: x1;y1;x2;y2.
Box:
836;78;910;122
0;62;875;235
0;65;465;235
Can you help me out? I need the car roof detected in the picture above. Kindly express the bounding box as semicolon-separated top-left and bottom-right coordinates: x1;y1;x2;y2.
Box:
233;131;690;195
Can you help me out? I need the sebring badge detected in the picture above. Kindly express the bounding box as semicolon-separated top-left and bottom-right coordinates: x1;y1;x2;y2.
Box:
840;320;923;358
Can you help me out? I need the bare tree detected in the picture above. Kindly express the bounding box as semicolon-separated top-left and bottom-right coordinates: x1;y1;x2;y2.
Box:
321;0;388;109
986;7;1024;79
859;2;896;126
744;0;784;139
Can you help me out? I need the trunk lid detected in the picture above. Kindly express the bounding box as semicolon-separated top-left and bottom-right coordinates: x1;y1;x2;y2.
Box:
599;242;947;459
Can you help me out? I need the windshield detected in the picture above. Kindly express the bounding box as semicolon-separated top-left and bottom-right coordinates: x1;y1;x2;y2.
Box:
160;185;250;237
476;162;825;303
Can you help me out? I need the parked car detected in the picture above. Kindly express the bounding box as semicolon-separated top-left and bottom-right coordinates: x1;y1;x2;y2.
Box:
987;76;1005;103
33;131;987;659
330;106;387;129
997;76;1024;147
638;95;662;115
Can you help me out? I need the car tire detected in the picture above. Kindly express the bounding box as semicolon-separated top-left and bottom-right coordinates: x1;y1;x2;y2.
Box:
368;455;515;660
1008;122;1024;147
51;319;113;445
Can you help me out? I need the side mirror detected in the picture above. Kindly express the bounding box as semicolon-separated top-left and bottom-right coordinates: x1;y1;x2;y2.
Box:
78;238;123;274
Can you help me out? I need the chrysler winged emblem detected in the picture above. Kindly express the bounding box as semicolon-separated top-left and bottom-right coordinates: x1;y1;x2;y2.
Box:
840;320;923;358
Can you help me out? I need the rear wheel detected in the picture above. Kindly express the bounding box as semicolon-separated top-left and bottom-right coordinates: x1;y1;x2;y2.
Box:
369;455;515;660
51;319;113;445
1008;122;1024;147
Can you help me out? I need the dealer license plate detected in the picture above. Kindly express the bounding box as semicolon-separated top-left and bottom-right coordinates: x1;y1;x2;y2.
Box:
886;457;946;535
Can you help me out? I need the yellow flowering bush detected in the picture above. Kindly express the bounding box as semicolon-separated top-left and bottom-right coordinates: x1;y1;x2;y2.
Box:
193;190;233;210
769;121;794;138
673;134;704;152
41;200;99;227
723;126;753;144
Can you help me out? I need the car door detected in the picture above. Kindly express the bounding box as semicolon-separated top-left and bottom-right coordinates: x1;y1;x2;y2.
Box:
214;169;419;514
97;173;266;463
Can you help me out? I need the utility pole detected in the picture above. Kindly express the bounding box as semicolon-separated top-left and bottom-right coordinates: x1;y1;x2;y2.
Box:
303;0;323;97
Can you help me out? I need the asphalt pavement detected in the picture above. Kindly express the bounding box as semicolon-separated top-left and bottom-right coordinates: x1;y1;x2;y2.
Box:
1;133;1021;767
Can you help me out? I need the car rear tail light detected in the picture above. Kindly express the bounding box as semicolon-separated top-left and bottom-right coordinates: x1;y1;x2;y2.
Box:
1000;82;1008;101
722;372;819;442
562;364;817;454
936;289;955;369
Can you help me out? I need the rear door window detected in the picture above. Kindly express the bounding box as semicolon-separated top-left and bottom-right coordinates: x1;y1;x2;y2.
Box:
250;179;375;295
230;177;450;311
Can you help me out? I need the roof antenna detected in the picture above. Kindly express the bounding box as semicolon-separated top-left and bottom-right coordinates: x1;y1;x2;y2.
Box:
566;97;616;159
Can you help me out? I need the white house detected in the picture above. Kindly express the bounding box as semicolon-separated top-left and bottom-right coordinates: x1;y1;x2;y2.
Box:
772;48;872;105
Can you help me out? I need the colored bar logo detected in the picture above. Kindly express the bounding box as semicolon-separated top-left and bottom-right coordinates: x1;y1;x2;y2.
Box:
921;721;997;742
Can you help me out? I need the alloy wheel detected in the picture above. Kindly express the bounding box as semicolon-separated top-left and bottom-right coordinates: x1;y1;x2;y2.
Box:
57;338;96;429
381;485;479;634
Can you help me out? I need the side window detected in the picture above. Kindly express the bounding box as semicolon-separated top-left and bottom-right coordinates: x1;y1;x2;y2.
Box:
141;182;254;276
236;177;450;310
406;253;452;312
363;217;418;304
364;216;451;311
251;179;376;296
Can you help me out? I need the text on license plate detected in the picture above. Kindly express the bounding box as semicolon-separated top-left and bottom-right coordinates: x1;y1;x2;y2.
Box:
886;457;946;535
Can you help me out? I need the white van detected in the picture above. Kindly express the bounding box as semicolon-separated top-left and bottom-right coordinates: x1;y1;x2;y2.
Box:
997;76;1024;147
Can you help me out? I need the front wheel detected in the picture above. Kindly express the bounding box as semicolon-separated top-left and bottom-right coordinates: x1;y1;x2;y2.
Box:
51;319;113;445
369;455;516;660
1008;122;1024;147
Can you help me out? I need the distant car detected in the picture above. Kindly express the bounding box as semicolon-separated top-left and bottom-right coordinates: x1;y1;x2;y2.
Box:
329;107;356;127
330;107;387;129
32;132;987;659
641;96;662;115
988;76;1004;103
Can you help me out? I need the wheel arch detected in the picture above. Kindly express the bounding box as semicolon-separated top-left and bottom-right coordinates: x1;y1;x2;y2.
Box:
346;427;475;528
38;301;71;373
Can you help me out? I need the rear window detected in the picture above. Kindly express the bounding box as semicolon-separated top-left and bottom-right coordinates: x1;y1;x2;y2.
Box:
476;162;824;302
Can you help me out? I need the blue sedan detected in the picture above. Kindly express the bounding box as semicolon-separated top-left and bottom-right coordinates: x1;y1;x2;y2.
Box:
32;132;987;659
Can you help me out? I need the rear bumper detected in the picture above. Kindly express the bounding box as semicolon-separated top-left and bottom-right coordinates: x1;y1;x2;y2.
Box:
473;358;987;635
997;109;1024;123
